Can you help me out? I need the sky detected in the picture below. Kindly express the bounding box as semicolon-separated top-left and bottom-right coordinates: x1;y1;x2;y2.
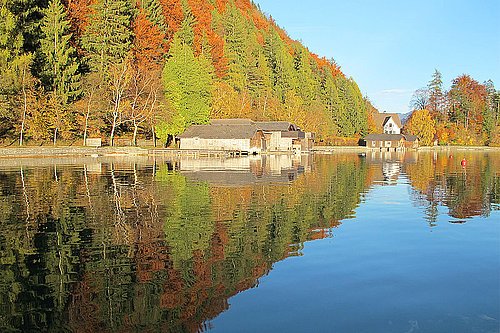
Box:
254;0;500;114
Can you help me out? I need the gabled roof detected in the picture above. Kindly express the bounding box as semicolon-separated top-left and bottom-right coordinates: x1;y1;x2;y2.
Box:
178;119;306;139
177;123;260;139
404;135;419;142
373;113;403;129
365;133;405;141
256;121;299;132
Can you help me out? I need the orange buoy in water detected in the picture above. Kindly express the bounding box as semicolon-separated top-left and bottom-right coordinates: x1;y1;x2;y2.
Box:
461;158;467;167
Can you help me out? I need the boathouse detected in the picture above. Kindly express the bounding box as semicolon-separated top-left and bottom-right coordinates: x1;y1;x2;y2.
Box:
364;133;406;149
177;119;314;153
404;135;420;148
177;119;265;154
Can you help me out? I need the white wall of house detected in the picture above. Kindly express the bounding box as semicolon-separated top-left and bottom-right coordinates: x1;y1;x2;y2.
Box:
266;132;294;151
180;138;253;151
384;118;401;134
267;132;281;150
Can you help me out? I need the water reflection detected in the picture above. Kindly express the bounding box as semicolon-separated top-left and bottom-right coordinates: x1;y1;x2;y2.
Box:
0;151;497;332
179;154;314;186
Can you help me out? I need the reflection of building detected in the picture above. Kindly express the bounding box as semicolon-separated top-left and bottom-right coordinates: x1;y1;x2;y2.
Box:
177;119;315;153
364;150;418;185
178;154;314;186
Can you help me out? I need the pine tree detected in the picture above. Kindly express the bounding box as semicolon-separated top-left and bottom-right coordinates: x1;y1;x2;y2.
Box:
141;0;166;32
39;0;80;104
81;0;134;75
428;69;444;119
0;0;31;98
177;0;195;47
162;35;214;127
0;0;33;144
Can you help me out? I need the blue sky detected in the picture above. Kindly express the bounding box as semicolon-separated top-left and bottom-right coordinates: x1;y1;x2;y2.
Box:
254;0;500;114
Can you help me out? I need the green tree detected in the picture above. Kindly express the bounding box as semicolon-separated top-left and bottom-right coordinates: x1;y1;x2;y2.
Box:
81;0;134;75
39;0;80;102
162;34;213;127
263;28;297;102
141;0;165;33
0;0;33;134
428;69;444;119
39;0;81;144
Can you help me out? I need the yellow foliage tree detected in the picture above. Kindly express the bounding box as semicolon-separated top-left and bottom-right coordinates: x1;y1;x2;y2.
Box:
404;109;436;145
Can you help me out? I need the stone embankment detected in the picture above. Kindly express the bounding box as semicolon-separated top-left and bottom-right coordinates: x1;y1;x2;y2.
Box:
0;146;148;158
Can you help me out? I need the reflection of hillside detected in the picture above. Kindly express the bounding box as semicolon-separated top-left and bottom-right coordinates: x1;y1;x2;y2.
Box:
0;155;374;332
179;154;314;186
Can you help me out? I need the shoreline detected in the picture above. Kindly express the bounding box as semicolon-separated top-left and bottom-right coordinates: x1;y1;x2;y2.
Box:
0;145;497;160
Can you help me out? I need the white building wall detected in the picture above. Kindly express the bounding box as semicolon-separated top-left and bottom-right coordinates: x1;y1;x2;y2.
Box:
180;138;251;151
383;118;401;134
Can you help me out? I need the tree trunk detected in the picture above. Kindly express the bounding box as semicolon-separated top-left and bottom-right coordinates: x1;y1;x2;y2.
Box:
83;89;94;146
152;125;156;147
20;68;28;146
53;128;57;146
110;117;116;147
133;121;138;146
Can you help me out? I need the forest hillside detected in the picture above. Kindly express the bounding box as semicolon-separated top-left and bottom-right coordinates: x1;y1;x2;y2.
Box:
0;0;377;146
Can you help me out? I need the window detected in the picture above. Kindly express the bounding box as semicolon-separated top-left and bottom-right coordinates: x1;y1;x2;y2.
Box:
385;141;391;147
371;141;376;147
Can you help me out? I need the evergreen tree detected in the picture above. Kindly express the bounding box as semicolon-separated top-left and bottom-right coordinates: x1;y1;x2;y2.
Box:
0;0;34;144
81;0;134;75
177;0;195;47
263;28;296;102
141;0;165;32
162;36;214;128
428;69;444;119
39;0;80;104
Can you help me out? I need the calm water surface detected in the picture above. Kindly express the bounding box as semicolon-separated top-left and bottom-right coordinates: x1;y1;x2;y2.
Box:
0;151;498;332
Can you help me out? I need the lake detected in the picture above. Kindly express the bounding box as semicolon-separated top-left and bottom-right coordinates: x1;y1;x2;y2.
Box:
0;150;498;332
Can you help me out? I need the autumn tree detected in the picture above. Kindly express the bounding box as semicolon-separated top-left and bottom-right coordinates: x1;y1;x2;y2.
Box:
404;109;436;145
127;9;165;145
448;75;487;132
81;0;134;145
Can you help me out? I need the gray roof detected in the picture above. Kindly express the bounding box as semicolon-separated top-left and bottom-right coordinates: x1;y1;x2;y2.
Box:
177;124;260;139
178;119;304;140
404;135;419;142
365;133;405;141
256;121;299;132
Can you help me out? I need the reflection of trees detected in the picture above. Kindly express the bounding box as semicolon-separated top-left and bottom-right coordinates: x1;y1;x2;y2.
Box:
404;152;500;222
0;155;370;332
